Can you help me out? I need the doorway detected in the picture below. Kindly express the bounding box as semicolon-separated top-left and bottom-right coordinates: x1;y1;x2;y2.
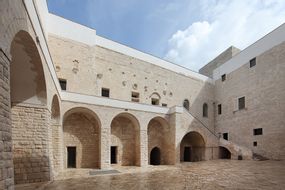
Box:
150;147;161;165
67;147;76;168
184;147;192;161
111;146;117;164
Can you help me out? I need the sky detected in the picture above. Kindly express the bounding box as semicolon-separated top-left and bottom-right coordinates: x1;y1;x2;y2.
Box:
47;0;285;72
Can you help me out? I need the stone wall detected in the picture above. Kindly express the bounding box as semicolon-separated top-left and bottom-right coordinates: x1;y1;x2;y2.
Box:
215;42;285;160
63;113;100;168
11;105;50;184
0;51;13;190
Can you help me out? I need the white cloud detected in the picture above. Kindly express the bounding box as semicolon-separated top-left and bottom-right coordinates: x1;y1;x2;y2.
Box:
164;0;285;72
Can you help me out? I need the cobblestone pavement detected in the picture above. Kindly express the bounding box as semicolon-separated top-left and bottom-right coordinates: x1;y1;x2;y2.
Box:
15;160;285;190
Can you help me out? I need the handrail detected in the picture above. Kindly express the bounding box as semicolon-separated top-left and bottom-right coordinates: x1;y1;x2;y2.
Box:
183;108;219;138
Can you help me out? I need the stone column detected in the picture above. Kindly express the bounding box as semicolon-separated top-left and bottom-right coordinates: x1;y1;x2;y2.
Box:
139;128;148;167
100;122;111;170
0;50;14;190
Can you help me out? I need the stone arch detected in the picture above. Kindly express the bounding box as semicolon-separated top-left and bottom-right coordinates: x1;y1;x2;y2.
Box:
219;146;231;159
10;30;50;184
180;131;205;162
150;147;161;165
203;103;208;117
63;107;101;168
147;116;173;165
110;112;140;166
183;99;190;111
10;30;47;106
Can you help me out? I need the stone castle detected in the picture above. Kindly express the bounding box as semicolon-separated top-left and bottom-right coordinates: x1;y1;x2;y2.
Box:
0;1;284;189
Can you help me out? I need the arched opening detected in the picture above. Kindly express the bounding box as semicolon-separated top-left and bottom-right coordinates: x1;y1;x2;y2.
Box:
147;117;173;165
111;113;140;166
50;95;61;173
203;103;208;117
183;99;190;111
180;131;205;162
63;107;101;168
219;147;231;159
150;147;161;165
150;92;161;105
10;30;49;183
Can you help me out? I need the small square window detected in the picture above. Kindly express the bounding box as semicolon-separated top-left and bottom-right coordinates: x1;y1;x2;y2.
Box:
101;88;110;97
223;133;228;140
59;79;67;90
221;74;226;82
218;104;222;115
131;92;139;102
162;103;167;107
151;98;159;105
250;58;256;68
253;128;263;136
253;141;257;146
238;97;245;110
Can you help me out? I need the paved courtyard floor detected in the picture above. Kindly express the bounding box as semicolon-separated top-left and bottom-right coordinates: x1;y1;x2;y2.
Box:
15;160;285;190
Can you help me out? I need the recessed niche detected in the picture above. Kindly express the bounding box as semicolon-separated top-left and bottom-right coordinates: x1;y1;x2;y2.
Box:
133;74;136;77
145;77;147;80
122;81;127;86
122;72;125;74
108;68;112;71
133;84;138;90
169;92;173;97
97;73;103;79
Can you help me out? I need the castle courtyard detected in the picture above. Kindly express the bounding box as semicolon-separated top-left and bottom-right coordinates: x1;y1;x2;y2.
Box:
15;160;285;190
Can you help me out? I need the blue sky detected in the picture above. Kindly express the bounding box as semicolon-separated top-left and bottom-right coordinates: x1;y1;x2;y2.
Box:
47;0;285;71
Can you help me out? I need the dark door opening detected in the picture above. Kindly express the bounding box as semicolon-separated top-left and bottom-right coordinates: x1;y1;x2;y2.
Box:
219;147;231;159
184;147;192;162
67;147;76;168
150;147;161;165
111;146;117;164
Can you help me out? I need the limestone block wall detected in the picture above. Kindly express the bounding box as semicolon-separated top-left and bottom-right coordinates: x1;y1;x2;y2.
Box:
47;35;215;131
0;51;13;190
11;105;50;184
215;42;285;160
63;113;100;168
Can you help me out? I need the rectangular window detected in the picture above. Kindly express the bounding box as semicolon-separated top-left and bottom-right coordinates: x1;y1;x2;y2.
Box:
131;92;139;102
253;128;263;135
59;79;67;90
250;58;256;68
162;103;167;107
151;98;159;105
253;141;257;147
238;97;245;110
101;88;110;97
223;133;228;140
221;74;226;82
218;104;222;115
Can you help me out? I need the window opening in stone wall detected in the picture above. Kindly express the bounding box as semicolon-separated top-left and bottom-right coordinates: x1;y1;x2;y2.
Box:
162;103;167;107
183;99;190;111
221;74;226;81
151;98;159;105
238;96;245;110
59;79;67;90
253;141;257;146
67;146;76;168
218;104;222;115
203;103;208;117
250;57;256;68
131;92;140;102
223;133;228;140
102;88;110;97
254;128;263;135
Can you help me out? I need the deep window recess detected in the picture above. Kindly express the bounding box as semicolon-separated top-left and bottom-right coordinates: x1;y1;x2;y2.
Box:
223;133;228;140
238;97;245;110
101;88;110;97
151;98;159;105
162;103;167;107
253;141;257;146
218;104;222;115
59;79;67;90
250;58;256;68
203;103;208;117
221;74;226;82
131;92;140;102
253;128;263;135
